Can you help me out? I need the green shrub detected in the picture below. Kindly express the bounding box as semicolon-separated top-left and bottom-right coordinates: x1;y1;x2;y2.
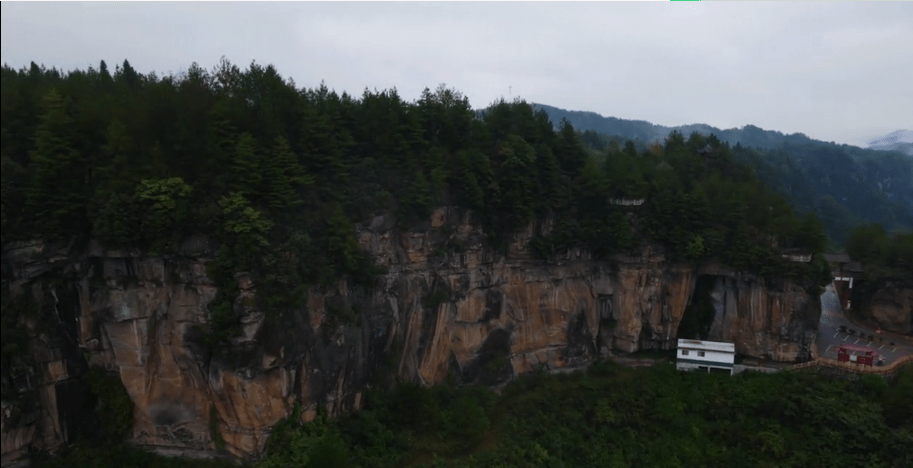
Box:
85;368;134;442
426;289;450;309
209;405;226;451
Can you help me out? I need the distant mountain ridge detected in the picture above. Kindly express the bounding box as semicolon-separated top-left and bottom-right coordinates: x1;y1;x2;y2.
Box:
531;103;913;245
533;103;838;151
867;130;913;156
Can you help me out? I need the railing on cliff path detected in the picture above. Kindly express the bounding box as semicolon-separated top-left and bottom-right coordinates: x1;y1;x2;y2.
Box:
608;198;645;206
789;355;913;379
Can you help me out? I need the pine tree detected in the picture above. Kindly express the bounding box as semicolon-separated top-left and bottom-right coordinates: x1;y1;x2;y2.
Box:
1;157;29;244
98;60;112;84
556;119;587;177
495;135;537;226
97;119;137;195
135;177;193;251
205;103;238;195
92;119;141;244
118;59;138;87
28;89;87;238
263;135;313;213
230;133;263;199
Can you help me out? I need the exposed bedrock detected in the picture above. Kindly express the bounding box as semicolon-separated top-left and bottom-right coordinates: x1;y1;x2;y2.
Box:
0;207;820;462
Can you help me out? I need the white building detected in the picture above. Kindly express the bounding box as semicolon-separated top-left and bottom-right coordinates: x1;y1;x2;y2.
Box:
676;339;736;375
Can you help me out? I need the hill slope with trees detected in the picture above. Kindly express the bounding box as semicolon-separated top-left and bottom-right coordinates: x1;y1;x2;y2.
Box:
534;103;913;246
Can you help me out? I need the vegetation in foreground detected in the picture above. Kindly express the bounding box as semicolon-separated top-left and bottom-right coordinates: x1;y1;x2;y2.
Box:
36;363;913;468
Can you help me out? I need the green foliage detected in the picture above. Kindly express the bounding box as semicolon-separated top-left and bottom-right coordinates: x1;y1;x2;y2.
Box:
230;133;263;199
35;443;244;468
134;177;193;251
1;290;36;403
39;363;913;468
27;88;88;239
259;409;353;468
879;365;913;430
263;364;913;468
536;103;913;247
326;302;357;325
426;289;450;310
85;368;134;442
846;224;913;308
210;405;226;451
2;59;830;291
217;192;273;269
263;136;314;214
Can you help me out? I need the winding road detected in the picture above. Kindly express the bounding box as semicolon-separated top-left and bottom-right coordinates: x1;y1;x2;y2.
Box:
815;284;913;367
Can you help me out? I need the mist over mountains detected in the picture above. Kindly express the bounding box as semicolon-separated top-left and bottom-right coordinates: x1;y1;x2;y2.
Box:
533;104;913;246
867;130;913;156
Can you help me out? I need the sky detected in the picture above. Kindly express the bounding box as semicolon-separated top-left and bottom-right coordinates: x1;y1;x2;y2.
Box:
2;1;911;147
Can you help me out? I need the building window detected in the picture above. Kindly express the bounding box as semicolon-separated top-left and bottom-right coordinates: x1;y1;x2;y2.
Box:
698;351;706;357
682;350;689;356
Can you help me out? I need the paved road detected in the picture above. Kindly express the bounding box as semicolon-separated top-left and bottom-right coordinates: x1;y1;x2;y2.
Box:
816;284;913;366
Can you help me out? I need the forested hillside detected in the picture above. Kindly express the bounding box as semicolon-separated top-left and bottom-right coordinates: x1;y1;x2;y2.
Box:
1;58;830;351
5;58;909;468
535;104;913;245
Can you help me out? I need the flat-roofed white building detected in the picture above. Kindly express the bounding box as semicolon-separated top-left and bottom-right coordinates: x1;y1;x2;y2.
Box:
676;339;736;375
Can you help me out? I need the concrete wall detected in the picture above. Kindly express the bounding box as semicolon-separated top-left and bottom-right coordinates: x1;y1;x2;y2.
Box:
677;348;734;365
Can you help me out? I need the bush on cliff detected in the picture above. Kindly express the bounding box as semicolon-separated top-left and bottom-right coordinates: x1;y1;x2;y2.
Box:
85;367;134;442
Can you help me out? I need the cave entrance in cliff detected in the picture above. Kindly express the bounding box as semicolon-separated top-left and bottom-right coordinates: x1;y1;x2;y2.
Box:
677;276;717;341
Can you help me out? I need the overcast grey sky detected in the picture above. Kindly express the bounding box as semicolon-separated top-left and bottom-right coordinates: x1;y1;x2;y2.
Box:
2;1;911;146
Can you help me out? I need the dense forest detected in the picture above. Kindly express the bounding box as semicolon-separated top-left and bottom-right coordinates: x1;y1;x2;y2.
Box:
1;58;831;347
35;362;913;468
536;104;913;245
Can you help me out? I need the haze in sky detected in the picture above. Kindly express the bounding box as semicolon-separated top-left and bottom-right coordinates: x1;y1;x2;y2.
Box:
2;1;911;146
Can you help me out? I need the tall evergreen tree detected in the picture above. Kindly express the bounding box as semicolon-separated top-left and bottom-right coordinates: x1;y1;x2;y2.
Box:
28;89;88;238
263;135;313;214
230;133;263;199
556;119;587;177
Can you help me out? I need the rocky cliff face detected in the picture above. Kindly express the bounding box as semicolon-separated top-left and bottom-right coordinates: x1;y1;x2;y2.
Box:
0;207;820;463
867;284;913;336
705;271;819;361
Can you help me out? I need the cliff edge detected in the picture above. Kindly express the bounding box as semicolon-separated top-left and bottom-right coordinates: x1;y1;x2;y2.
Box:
0;207;820;462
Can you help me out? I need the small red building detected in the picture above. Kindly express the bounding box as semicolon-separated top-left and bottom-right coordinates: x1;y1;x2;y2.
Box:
837;347;875;367
837;347;850;363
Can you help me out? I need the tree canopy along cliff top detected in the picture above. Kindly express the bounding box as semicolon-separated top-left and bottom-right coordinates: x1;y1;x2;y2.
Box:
2;58;831;342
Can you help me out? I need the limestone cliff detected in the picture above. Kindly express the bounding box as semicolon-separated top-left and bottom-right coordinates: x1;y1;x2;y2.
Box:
705;271;819;361
0;207;820;464
867;284;913;336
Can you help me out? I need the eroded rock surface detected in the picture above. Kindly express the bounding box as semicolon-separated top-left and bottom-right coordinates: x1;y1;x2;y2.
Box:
1;207;821;463
868;284;913;336
706;275;819;361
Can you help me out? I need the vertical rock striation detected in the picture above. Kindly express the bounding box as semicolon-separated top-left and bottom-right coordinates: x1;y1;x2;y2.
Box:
0;207;820;462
